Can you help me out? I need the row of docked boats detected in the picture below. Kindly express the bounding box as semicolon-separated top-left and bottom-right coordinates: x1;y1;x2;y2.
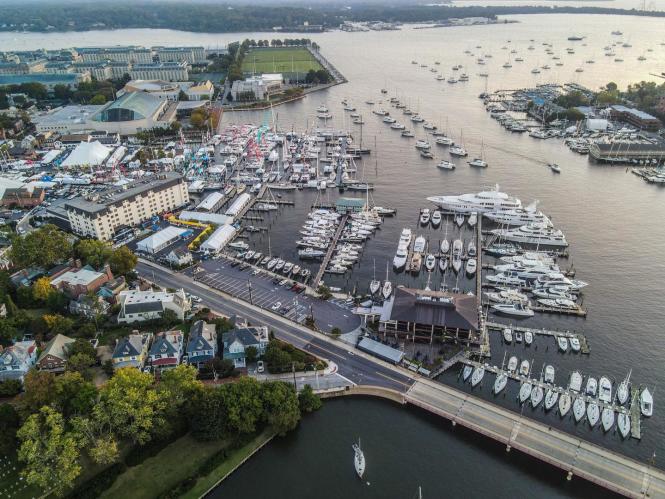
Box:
236;247;312;280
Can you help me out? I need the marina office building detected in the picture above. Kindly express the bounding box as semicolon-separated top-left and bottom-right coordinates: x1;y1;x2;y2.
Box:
65;172;189;241
380;287;480;345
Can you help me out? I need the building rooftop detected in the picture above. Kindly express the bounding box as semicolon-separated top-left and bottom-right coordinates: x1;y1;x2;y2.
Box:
50;266;106;287
93;92;165;122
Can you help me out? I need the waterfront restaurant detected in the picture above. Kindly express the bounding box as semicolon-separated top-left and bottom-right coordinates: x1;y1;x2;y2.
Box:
379;287;480;345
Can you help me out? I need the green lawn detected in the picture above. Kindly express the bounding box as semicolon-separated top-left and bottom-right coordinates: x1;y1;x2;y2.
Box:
242;47;322;75
99;431;272;499
0;455;42;499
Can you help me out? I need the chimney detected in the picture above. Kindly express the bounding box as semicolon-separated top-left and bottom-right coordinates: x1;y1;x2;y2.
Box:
74;259;82;269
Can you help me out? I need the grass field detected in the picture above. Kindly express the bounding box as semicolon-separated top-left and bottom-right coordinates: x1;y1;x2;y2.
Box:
0;455;42;499
99;431;272;499
242;47;323;75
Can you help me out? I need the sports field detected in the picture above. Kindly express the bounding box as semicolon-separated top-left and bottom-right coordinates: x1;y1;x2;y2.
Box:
241;47;323;74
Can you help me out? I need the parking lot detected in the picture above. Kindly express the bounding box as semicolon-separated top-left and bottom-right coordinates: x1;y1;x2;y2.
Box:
185;257;361;334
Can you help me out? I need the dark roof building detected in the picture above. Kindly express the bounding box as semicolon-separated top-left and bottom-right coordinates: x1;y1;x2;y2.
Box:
380;287;480;344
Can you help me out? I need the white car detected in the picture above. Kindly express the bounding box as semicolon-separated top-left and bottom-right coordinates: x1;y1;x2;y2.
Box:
257;361;265;373
271;301;282;311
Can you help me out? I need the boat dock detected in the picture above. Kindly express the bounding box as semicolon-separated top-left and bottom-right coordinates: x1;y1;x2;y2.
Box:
429;350;471;379
630;388;642;439
405;378;661;497
313;215;348;286
485;322;590;354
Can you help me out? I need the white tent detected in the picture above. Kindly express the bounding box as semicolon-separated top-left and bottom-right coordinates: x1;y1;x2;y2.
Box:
61;141;112;168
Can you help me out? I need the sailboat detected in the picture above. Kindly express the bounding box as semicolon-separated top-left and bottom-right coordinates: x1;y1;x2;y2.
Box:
352;439;366;478
449;131;468;157
382;261;393;300
369;259;380;295
468;140;488;168
616;370;631;405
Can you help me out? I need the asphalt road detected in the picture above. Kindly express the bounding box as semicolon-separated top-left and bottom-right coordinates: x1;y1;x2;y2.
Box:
137;261;414;392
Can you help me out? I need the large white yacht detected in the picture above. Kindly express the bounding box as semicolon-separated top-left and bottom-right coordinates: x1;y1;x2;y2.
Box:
484;202;552;227
427;185;522;213
491;222;568;247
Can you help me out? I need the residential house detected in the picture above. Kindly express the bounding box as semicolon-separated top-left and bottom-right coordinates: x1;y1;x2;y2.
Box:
69;294;110;318
222;326;269;368
98;276;127;303
148;330;184;372
37;333;75;373
0;340;37;381
165;247;193;267
112;332;153;369
117;288;191;324
186;320;217;368
50;263;114;298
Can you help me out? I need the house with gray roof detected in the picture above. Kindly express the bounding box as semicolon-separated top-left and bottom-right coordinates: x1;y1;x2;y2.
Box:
0;340;37;382
148;330;184;371
37;334;76;373
112;332;153;370
186;320;217;368
222;326;269;368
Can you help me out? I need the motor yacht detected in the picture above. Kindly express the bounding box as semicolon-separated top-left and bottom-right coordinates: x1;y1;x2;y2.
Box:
439;256;448;272
503;327;513;343
524;331;533;345
491;223;568;247
537;298;578;309
486;289;530;305
586;377;598;397
425;254;436;272
484;202;552;227
420;209;431;225
569;371;583;392
431;210;442;227
390;122;405;130
468;157;488;168
618;413;631;438
393;245;408;270
536;273;588;290
401;129;415;138
597;376;612;404
465;258;477;275
492;303;534;317
507;356;518;373
414;235;427;253
436;136;454;146
383;116;396;124
558;336;569;352
449;145;468;157
549;163;561;173
427;186;522;213
462;365;473;381
415;140;431;150
544;365;555;384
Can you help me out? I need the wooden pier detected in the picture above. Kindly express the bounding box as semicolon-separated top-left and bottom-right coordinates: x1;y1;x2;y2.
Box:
629;388;642;439
485;322;590;354
313;215;348;286
405;378;662;497
429;350;470;379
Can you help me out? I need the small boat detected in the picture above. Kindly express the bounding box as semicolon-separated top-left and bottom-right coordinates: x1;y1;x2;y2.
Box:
559;392;572;416
598;376;612;403
437;160;456;170
573;397;586;422
586;377;598;397
425;254;436;272
420;209;431;225
431;210;442;228
519;381;533;403
468;212;477;227
601;408;615;432
585;401;600;427
524;331;533;346
420;151;434;159
462;365;473;381
531;385;544;408
569;337;581;352
544;389;559;411
617;412;631;438
549;163;561;173
544;365;555;384
515;331;523;343
352;439;365;478
616;370;631;405
455;214;464;227
439;256;448;272
369;279;381;295
468;158;488;168
494;373;508;394
465;258;477;275
519;359;530;376
471;366;485;387
569;371;583;393
503;327;513;343
640;388;654;417
440;238;450;254
507;356;518;373
491;303;534;317
557;336;568;352
382;280;393;300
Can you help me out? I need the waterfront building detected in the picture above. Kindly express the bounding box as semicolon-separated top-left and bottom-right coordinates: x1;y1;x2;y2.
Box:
65;172;189;240
379;287;480;344
129;62;189;82
230;74;282;101
222;326;269;368
36;334;76;373
609;105;662;131
112;332;153;369
77;46;153;64
336;197;367;214
196;191;225;212
117;289;191;324
199;225;237;254
121;79;181;101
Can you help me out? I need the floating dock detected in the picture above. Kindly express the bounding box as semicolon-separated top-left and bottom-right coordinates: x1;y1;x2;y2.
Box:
485;322;590;354
313;215;348;286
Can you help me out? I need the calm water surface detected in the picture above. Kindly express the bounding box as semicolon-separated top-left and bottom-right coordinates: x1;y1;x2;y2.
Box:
4;15;665;495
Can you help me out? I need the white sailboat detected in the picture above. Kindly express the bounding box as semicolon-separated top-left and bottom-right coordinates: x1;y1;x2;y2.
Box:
601;408;615;432
382;262;393;300
616;370;631;405
559;392;572;416
617;412;631;438
352;439;366;478
369;259;380;295
573;397;586;422
640;387;654;417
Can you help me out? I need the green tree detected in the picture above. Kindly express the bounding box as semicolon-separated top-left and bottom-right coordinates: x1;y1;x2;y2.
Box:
220;377;264;435
189;387;227;441
93;367;166;445
90;94;107;105
54;371;97;417
42;313;74;337
4;294;19;317
0;318;18;346
20;369;56;415
261;381;301;436
245;345;258;363
606;81;618;92
298;384;322;413
264;342;292;372
74;239;113;268
0;379;22;396
0;403;20;454
109;245;137;275
10;224;73;269
53;84;72;101
67;337;97;358
17;406;82;497
66;353;96;381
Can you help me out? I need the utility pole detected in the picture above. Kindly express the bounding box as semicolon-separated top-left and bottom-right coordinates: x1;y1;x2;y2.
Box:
292;362;297;390
247;279;253;304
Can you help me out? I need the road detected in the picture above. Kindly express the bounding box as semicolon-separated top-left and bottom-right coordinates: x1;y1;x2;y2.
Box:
137;261;413;392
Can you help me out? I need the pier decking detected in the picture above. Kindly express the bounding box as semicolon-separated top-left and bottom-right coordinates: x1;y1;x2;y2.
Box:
405;379;664;498
313;215;348;286
485;322;590;354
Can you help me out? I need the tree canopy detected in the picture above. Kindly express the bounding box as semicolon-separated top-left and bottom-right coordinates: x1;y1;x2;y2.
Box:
10;224;73;269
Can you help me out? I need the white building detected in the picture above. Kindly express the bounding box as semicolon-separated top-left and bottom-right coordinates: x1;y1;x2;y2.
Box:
77;46;153;64
130;62;189;82
185;80;214;101
60;141;112;169
231;74;282;101
66;172;189;240
153;46;207;65
199;225;237;254
225;193;251;217
121;80;181;101
117;288;191;323
136;225;189;254
196;191;225;212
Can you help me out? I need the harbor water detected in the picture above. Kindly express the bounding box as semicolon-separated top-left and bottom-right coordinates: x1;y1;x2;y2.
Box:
3;13;665;495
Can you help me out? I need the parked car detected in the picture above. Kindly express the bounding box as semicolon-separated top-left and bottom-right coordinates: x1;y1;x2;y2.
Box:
257;360;265;373
271;301;282;311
